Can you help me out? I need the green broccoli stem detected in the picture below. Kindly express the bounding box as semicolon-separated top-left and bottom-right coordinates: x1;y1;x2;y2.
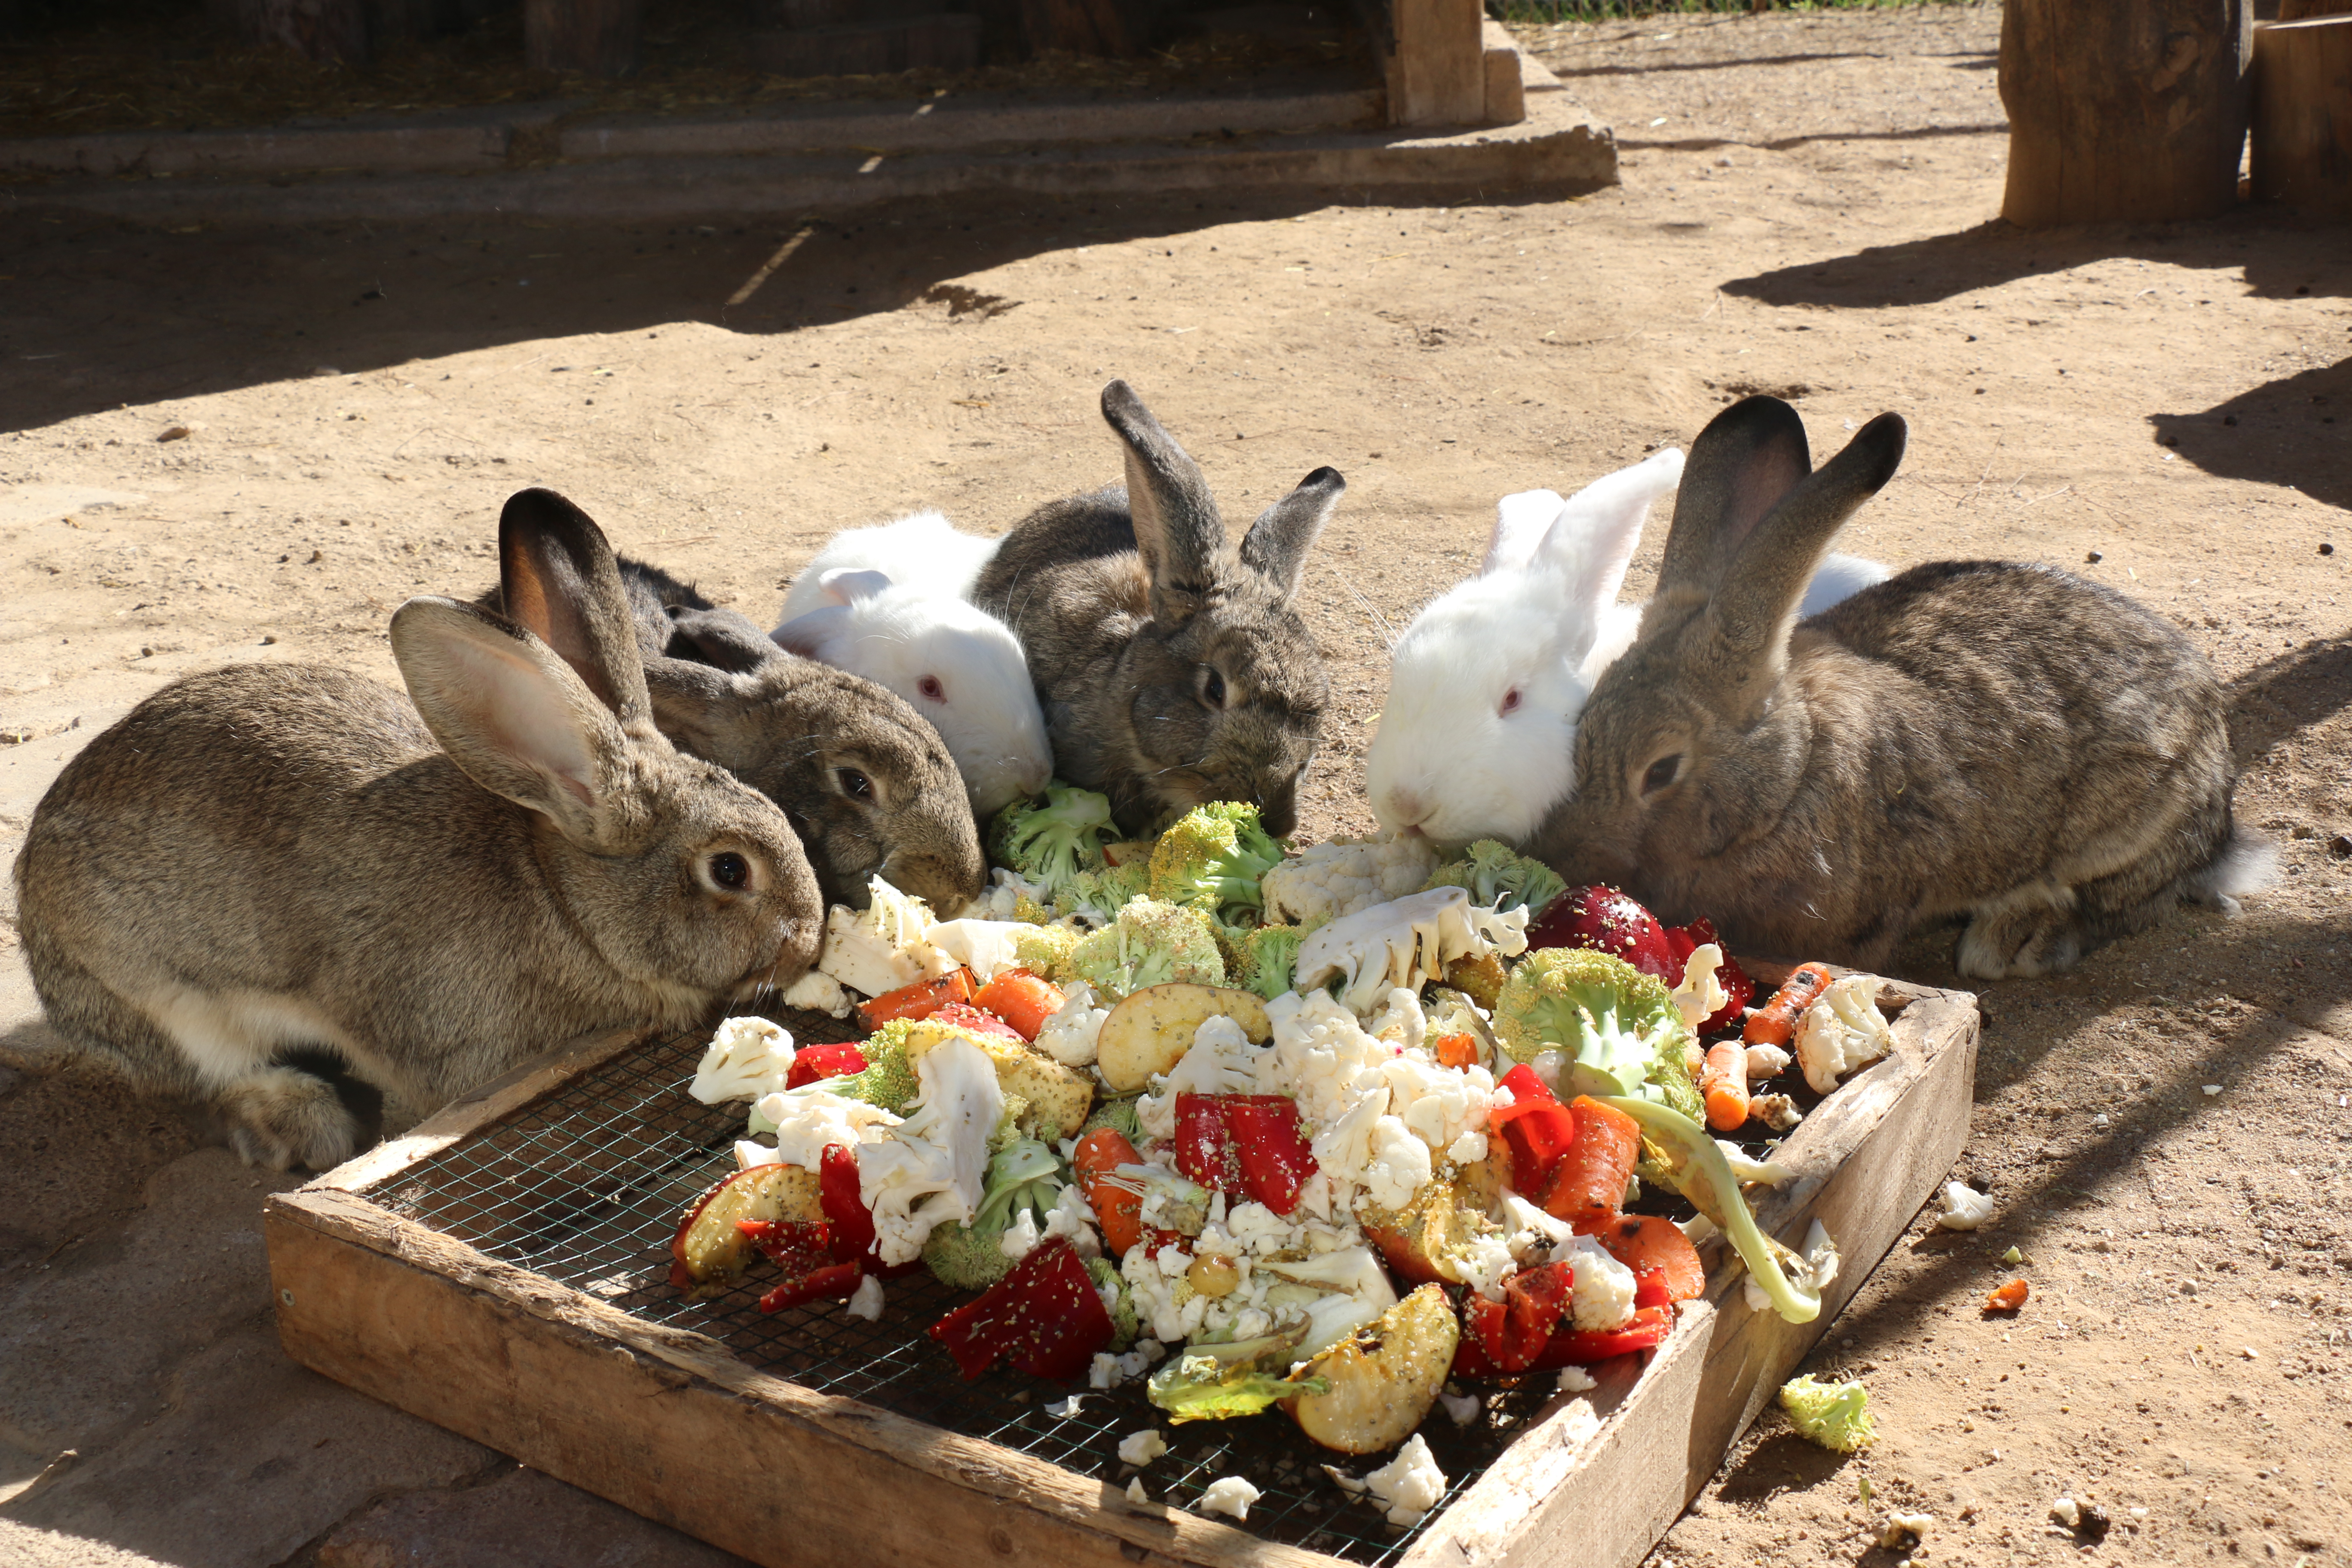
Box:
1600;1095;1824;1325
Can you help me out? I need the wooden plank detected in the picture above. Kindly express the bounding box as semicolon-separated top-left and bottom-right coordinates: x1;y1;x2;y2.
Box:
2252;15;2352;212
525;0;644;76
266;1188;1346;1568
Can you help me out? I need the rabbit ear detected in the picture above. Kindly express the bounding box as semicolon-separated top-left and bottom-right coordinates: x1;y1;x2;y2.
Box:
1100;379;1225;624
772;603;851;662
1484;490;1565;575
496;488;653;733
819;567;894;606
1531;448;1685;650
1709;412;1908;658
1239;466;1344;603
665;603;783;674
390;596;639;850
1653;397;1813;603
641;656;765;773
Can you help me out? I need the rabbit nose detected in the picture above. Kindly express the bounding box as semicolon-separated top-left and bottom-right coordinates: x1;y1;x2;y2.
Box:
1015;758;1053;795
1383;787;1430;832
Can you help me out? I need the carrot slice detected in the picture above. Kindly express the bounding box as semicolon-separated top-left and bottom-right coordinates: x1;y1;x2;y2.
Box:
1074;1127;1145;1257
855;968;974;1030
1700;1040;1751;1131
1984;1277;2030;1313
1433;1032;1480;1070
1743;962;1834;1048
972;969;1066;1043
1579;1213;1705;1303
1539;1096;1642;1226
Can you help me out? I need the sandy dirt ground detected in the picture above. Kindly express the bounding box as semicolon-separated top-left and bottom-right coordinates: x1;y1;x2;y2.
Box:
3;5;2351;1565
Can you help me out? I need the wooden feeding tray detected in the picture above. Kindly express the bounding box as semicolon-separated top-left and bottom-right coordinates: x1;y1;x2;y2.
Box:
262;964;1977;1568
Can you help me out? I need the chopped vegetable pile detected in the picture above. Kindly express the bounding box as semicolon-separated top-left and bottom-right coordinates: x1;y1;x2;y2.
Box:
672;787;1902;1527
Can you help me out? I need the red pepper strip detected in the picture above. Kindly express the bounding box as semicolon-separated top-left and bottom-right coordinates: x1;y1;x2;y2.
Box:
1462;1262;1577;1373
1528;1305;1675;1367
1174;1093;1246;1194
927;1237;1114;1381
1632;1265;1673;1311
816;1143;923;1278
787;1041;868;1090
1219;1095;1317;1216
737;1217;835;1276
758;1260;865;1315
1663;916;1755;1035
1487;1064;1578;1197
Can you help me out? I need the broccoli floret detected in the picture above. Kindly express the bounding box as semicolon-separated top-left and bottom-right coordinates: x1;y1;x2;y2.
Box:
988;1094;1034;1153
1012;921;1083;981
1085;1256;1139;1351
1056;861;1150;925
1066;898;1227;1001
1491;947;1703;1121
1146;802;1289;922
922;1137;1069;1293
922;1220;1015;1292
834;1018;923;1112
1778;1374;1874;1453
1422;839;1568;919
987;784;1117;898
1079;1093;1145;1143
1232;923;1304;1001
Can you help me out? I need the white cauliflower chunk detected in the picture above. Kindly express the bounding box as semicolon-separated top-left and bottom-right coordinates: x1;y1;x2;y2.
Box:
1937;1181;1995;1231
998;1208;1043;1261
1439;1391;1480;1426
1198;1476;1261;1521
1363;1115;1436;1210
1744;1042;1792;1080
1561;1235;1638;1331
1041;1182;1101;1257
1033;981;1109;1067
1669;943;1730;1032
779;969;855;1019
1556;1366;1597;1394
857;1036;1002;1265
816;876;957;998
1380;1051;1501;1157
1263;991;1392;1125
750;1085;901;1170
1499;1191;1574;1264
925;919;1032;982
1118;1429;1169;1467
1794;973;1893;1094
1260;832;1439;927
689;1016;796;1105
1363;1435;1448;1526
1454;1231;1519;1302
845;1273;885;1321
1369;987;1428;1050
971;866;1050;922
1292;886;1530;1015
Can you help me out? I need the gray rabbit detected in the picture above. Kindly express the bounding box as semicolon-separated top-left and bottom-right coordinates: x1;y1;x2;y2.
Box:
1532;395;2270;979
476;546;987;915
970;379;1344;837
13;490;824;1170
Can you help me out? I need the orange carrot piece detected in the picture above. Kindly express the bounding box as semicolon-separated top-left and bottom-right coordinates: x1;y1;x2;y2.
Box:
1743;962;1834;1048
1433;1032;1480;1070
1540;1096;1643;1226
1075;1128;1145;1257
1580;1213;1706;1303
854;968;975;1030
972;969;1065;1043
1700;1040;1751;1131
1984;1277;2030;1313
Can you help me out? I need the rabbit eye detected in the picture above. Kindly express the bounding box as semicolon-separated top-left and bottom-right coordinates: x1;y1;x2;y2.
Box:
1639;754;1683;796
918;675;945;702
708;851;751;890
1500;688;1522;716
1199;667;1228;709
836;767;874;802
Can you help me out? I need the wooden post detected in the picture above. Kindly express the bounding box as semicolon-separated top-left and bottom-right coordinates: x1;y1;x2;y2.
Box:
211;0;370;64
1998;0;2252;227
525;0;643;76
1387;0;1484;127
2252;16;2352;211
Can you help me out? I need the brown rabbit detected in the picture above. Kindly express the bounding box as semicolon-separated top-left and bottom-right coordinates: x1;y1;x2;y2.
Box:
12;490;824;1170
970;379;1344;837
477;545;986;914
1531;395;2269;979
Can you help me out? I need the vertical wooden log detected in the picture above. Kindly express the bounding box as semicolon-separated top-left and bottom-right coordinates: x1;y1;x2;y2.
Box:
1998;0;2251;227
213;0;371;64
525;0;642;76
1388;0;1482;127
2252;16;2352;211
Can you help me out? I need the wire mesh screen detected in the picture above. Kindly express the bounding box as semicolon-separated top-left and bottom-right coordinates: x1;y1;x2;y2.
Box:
373;1013;1596;1566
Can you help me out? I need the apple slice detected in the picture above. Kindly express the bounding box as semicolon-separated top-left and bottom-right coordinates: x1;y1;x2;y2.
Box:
670;1163;824;1296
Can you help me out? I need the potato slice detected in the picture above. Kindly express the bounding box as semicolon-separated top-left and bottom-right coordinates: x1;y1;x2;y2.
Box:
1286;1283;1460;1454
669;1164;824;1296
1094;983;1271;1093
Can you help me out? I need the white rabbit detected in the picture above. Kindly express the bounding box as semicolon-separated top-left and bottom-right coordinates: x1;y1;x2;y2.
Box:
1366;449;1889;845
773;548;1051;821
779;510;1002;611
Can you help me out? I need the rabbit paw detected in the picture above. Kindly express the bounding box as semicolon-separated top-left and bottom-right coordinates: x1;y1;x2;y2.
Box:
217;1066;363;1172
1955;898;2086;981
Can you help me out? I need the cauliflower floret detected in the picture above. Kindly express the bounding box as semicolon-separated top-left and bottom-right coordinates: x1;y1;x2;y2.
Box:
1033;981;1110;1067
925;919;1035;983
1259;832;1439;927
1197;1476;1262;1522
1369;986;1428;1050
1936;1180;1995;1231
1560;1235;1638;1332
971;866;1054;923
779;970;856;1019
689;1016;796;1105
1041;1181;1102;1258
846;1273;885;1321
816;877;957;998
1744;1041;1792;1079
1362;1115;1435;1210
1379;1050;1502;1157
749;1084;903;1170
998;1208;1043;1261
1262;990;1392;1124
1669;943;1730;1033
1453;1231;1519;1302
1498;1190;1574;1265
1118;1429;1169;1467
856;1036;1004;1265
1794;973;1893;1094
1124;1244;1209;1343
1292;886;1530;1015
1362;1434;1448;1527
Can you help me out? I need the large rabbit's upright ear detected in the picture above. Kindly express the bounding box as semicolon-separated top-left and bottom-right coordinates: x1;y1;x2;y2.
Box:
1101;379;1226;625
1652;397;1813;605
497;488;654;735
663;603;785;674
1239;466;1344;603
391;597;640;850
1532;447;1684;660
1707;410;1906;661
1483;490;1565;576
640;657;769;773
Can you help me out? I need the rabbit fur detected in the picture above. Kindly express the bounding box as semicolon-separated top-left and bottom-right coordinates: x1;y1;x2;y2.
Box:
1530;395;2270;979
14;489;825;1170
969;379;1344;838
1368;449;1892;845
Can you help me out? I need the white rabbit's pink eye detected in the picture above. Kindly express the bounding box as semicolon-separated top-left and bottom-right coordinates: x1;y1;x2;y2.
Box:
709;852;751;890
918;675;945;702
1500;688;1522;716
1640;754;1683;796
835;768;874;802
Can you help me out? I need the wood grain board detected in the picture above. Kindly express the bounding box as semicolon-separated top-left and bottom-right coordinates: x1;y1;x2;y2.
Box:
265;970;1978;1568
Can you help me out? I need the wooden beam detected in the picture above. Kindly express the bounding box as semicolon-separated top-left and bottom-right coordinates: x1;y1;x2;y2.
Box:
2252;15;2352;211
525;0;644;77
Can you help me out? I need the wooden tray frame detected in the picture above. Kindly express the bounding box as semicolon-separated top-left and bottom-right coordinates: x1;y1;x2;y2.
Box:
263;968;1977;1568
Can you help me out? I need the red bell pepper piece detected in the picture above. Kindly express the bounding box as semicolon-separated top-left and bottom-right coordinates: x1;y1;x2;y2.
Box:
758;1260;866;1315
927;1237;1114;1380
1487;1064;1578;1196
1529;1304;1675;1366
816;1142;923;1279
1632;1265;1672;1311
787;1040;869;1090
1662;916;1755;1035
1175;1093;1244;1193
1460;1262;1576;1374
928;1000;1026;1042
1174;1094;1317;1216
735;1219;867;1314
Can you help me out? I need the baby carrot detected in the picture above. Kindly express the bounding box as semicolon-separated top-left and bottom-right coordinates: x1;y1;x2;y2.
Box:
856;968;974;1030
1743;962;1834;1049
972;968;1065;1042
1074;1128;1146;1257
1700;1040;1752;1131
